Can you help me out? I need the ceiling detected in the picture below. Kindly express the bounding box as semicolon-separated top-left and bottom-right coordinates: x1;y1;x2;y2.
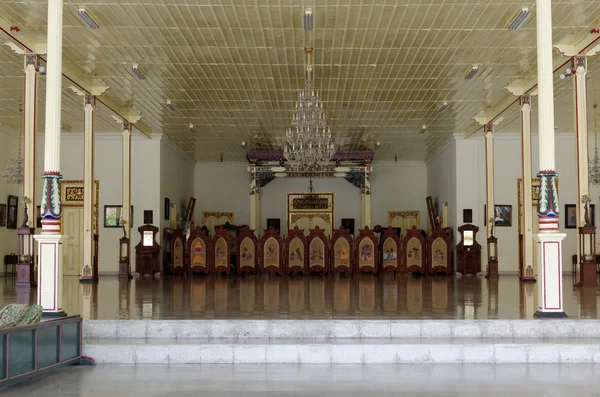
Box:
1;0;600;162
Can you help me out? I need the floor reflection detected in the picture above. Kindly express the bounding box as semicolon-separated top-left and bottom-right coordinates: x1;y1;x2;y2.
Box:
1;273;600;320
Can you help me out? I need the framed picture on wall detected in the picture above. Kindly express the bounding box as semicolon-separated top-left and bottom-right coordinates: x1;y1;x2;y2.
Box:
36;205;42;228
104;205;134;228
565;204;595;228
0;203;6;227
7;195;18;229
484;204;512;227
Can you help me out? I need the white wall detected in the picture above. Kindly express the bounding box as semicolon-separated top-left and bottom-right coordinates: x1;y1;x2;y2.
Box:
371;162;428;229
35;132;162;274
431;132;585;275
260;176;361;232
0;125;23;265
193;162;428;234
159;137;195;231
193;163;249;226
426;138;457;238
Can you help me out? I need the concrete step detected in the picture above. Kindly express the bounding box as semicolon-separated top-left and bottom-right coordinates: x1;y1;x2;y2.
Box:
83;338;600;364
84;319;600;340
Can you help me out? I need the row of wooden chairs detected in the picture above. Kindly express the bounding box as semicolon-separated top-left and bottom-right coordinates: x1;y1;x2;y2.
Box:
170;224;452;276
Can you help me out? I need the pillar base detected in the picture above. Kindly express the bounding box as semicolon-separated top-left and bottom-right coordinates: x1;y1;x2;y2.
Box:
521;278;537;283
486;260;498;277
534;311;568;319
34;233;66;316
579;261;598;287
41;310;68;320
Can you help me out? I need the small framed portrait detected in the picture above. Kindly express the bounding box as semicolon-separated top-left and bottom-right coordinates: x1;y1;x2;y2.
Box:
565;204;595;228
36;205;42;228
484;204;512;227
7;195;18;229
104;205;133;228
0;204;6;227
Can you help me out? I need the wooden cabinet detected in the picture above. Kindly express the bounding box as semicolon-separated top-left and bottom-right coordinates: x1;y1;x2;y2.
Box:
456;224;481;276
135;225;160;276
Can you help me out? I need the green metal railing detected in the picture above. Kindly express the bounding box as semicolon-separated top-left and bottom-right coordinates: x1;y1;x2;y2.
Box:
0;315;93;388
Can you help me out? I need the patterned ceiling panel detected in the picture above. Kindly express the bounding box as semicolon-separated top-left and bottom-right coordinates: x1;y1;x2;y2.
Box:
0;0;599;162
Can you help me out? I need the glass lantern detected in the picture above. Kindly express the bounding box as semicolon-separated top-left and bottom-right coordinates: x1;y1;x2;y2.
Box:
578;226;596;287
487;236;498;277
119;237;130;279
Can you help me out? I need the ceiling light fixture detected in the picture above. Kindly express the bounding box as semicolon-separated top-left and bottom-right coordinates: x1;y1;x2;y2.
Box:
375;141;381;148
559;67;576;80
166;100;176;111
188;123;196;134
76;8;100;29
241;141;247;148
302;10;314;31
507;8;530;30
464;65;479;80
131;63;146;80
438;101;449;113
419;125;427;134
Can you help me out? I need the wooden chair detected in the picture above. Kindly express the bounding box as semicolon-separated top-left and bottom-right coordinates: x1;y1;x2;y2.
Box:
355;226;378;274
402;226;426;274
427;227;452;275
331;226;354;274
212;227;231;274
307;226;329;274
171;227;187;275
379;226;402;273
286;226;308;275
187;226;210;275
237;226;259;274
260;226;284;275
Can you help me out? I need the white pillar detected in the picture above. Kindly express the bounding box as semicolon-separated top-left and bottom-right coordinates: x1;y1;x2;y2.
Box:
81;94;95;281
23;54;38;225
573;56;591;284
485;122;495;240
34;0;66;317
521;96;535;280
534;0;566;318
361;165;371;228
249;165;260;231
122;122;132;240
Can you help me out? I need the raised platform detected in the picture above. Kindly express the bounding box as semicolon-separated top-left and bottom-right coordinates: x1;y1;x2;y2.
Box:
82;319;600;364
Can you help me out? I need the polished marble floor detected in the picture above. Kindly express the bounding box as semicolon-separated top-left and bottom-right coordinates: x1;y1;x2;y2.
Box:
4;364;600;396
2;273;600;320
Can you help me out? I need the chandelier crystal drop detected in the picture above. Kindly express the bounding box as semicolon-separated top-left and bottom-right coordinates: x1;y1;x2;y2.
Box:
2;105;24;184
589;103;600;185
284;49;335;169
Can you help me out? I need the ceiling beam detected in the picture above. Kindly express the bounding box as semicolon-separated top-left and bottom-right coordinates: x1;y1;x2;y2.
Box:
0;16;150;137
465;30;600;138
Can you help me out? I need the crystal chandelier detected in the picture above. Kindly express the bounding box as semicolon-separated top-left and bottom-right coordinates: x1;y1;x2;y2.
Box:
2;105;24;184
284;48;335;169
589;103;600;185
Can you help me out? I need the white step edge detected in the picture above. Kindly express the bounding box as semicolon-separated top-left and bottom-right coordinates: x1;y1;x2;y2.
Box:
84;319;600;340
83;338;600;364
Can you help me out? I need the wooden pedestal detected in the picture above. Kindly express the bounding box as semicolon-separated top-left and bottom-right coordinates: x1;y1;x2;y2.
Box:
487;260;498;277
118;237;131;279
580;260;597;287
17;227;35;288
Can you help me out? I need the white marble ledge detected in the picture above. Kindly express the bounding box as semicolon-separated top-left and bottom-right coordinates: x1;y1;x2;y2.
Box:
82;342;600;364
83;319;600;340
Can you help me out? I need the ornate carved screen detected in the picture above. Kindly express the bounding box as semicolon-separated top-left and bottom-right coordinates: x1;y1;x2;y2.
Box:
202;212;234;235
388;211;420;238
287;193;334;236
